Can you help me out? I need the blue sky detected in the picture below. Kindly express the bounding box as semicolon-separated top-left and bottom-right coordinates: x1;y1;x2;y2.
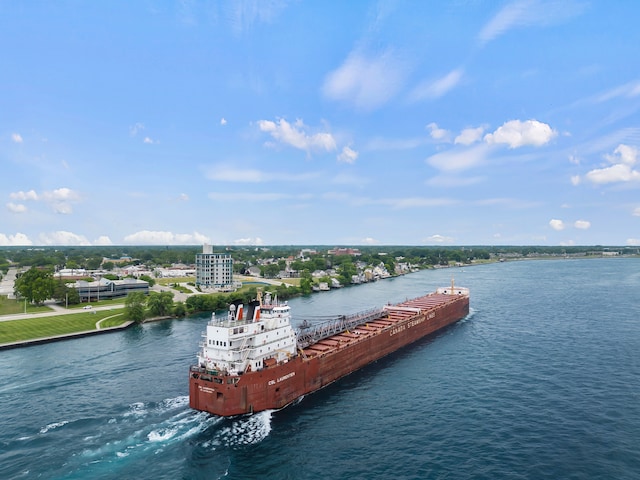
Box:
2;1;640;247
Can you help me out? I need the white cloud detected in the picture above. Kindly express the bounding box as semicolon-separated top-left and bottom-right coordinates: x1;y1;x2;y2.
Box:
206;165;319;183
220;118;227;125
410;68;463;101
574;220;591;229
41;187;80;202
39;231;91;246
93;236;113;246
9;188;80;214
549;219;565;231
361;237;378;245
455;126;485;146
258;118;337;153
627;238;640;246
233;237;264;246
484;120;557;148
143;137;154;144
0;232;32;246
570;175;581;186
478;0;586;45
41;187;81;214
338;146;359;164
10;190;38;201
6;202;27;213
178;193;189;201
595;80;640;103
123;230;210;245
633;207;640;216
12;133;23;143
585;163;640;184
425;234;454;244
426;143;492;172
322;50;409;110
605;144;638;165
583;144;640;184
427;123;450;142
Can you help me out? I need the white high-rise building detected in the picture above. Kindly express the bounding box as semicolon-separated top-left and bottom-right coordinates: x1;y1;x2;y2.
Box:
195;244;233;289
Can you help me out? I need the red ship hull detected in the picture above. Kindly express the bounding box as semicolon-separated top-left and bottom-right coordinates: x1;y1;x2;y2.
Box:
189;291;469;416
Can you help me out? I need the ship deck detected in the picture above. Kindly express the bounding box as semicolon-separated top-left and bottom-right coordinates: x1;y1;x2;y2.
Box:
300;293;458;358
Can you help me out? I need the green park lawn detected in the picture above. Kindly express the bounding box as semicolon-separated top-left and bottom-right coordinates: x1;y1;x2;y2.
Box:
0;296;52;316
0;308;128;345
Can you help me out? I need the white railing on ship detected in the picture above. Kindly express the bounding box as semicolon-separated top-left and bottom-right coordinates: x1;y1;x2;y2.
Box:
295;307;385;349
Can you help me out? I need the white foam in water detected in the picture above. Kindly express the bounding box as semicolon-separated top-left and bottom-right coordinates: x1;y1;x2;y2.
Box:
216;410;274;447
147;427;178;442
39;420;69;434
77;397;220;466
157;395;189;412
124;401;147;418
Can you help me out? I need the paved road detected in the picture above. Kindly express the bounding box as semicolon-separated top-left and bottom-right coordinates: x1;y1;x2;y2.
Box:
0;267;18;297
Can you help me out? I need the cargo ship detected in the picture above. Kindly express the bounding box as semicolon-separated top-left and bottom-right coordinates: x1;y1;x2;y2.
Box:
189;281;470;416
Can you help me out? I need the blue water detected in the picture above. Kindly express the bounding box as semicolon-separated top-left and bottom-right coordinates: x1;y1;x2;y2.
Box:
1;258;639;479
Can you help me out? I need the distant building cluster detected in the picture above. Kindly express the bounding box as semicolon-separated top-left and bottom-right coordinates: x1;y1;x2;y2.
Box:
327;247;361;256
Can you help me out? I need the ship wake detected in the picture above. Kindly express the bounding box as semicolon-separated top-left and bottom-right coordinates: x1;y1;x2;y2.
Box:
40;395;220;479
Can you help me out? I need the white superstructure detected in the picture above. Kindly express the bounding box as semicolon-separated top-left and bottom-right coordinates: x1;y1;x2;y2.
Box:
197;292;297;376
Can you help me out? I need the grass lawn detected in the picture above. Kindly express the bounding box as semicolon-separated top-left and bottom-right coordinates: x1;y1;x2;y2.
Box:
156;277;195;285
66;297;125;310
0;296;52;316
0;308;128;345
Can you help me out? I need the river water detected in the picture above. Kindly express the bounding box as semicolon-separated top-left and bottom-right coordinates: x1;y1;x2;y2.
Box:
1;258;639;479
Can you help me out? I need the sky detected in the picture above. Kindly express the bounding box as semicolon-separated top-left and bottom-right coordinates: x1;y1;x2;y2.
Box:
2;1;640;247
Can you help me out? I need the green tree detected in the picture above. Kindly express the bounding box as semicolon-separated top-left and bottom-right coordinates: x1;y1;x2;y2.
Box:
139;274;156;287
14;268;55;305
299;271;313;294
125;291;147;322
53;281;81;306
85;256;103;270
173;301;186;317
337;259;357;286
147;291;174;317
261;264;280;279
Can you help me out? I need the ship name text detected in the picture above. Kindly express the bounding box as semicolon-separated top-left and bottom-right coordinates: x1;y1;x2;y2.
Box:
268;371;296;386
390;311;436;337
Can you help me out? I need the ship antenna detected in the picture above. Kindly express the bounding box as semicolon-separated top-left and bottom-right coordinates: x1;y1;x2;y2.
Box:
451;276;455;295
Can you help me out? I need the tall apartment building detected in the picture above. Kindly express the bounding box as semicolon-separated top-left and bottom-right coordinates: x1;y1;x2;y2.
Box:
195;244;234;289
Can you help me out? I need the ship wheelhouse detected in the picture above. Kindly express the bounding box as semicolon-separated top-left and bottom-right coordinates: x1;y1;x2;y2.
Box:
197;293;297;376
